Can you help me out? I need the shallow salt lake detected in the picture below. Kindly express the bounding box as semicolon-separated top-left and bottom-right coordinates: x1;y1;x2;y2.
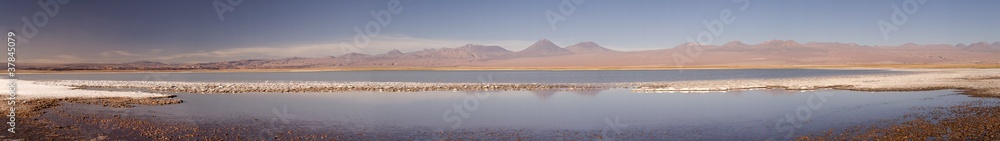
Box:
59;89;999;140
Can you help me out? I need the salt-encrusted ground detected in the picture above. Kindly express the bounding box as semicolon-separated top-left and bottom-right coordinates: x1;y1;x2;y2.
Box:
27;69;1000;97
631;69;1000;97
0;79;172;99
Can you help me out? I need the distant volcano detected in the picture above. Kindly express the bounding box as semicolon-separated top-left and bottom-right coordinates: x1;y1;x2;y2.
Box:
756;40;801;47
565;42;616;53
516;39;573;57
721;41;749;48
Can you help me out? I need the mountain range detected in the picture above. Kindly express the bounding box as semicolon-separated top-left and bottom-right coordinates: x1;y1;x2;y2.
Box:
25;39;1000;70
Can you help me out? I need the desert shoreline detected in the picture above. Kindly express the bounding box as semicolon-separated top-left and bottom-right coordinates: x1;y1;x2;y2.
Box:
17;68;1000;97
17;64;1000;74
4;68;1000;140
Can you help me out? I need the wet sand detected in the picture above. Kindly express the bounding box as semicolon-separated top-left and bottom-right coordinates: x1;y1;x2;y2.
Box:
0;96;182;140
799;100;1000;140
0;79;183;139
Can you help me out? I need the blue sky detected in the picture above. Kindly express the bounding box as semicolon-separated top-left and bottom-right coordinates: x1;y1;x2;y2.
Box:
2;0;998;63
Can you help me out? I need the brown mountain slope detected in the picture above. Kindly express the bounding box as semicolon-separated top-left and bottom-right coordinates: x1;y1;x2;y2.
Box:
22;39;1000;70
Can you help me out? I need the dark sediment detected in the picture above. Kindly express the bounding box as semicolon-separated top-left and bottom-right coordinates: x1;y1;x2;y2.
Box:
0;96;181;140
798;100;1000;140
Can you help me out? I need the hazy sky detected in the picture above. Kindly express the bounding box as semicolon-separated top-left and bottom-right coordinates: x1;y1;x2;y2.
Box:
2;0;998;63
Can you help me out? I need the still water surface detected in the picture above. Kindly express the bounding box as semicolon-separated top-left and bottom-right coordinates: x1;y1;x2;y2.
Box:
39;69;961;139
61;89;994;140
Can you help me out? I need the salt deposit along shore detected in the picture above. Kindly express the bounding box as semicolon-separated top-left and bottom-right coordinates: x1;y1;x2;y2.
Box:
0;79;182;139
0;79;181;111
1;79;173;100
29;68;1000;97
39;80;611;93
631;69;1000;97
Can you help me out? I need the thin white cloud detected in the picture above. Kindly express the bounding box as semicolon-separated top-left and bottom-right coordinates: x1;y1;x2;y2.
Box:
152;43;344;63
358;35;535;53
30;55;88;64
99;51;144;57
